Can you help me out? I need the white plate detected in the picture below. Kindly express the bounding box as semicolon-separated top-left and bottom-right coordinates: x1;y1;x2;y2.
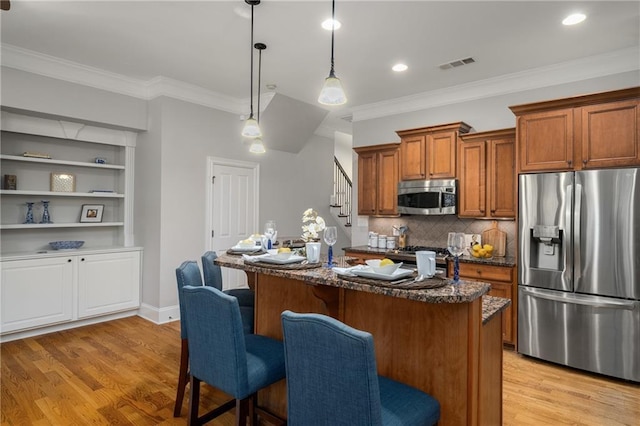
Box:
257;254;306;265
333;265;366;277
352;267;414;281
231;245;262;252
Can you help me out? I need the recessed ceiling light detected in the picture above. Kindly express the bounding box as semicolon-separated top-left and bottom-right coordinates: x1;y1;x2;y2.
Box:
392;63;408;72
321;19;341;30
562;13;586;26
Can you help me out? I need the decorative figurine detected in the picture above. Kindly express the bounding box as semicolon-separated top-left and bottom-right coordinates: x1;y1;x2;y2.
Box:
24;202;35;224
40;200;53;224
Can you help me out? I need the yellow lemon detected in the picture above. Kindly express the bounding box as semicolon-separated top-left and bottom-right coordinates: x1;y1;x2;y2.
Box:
380;258;394;266
278;247;291;253
478;249;487;257
483;244;494;252
241;238;253;245
472;244;481;252
484;252;492;258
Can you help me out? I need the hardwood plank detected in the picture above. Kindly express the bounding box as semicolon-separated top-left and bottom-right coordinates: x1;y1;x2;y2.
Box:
2;316;638;426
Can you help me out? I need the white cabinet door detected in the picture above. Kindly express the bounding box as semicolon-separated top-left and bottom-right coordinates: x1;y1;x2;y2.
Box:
1;257;74;333
77;251;140;318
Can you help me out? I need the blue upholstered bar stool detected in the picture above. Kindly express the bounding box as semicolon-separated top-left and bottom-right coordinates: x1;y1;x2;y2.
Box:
281;310;441;426
201;251;254;335
182;285;286;426
174;260;257;416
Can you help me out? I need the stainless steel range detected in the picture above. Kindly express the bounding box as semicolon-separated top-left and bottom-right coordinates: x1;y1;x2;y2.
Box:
385;246;449;275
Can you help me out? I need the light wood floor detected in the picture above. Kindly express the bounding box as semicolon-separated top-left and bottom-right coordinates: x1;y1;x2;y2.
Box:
2;316;638;425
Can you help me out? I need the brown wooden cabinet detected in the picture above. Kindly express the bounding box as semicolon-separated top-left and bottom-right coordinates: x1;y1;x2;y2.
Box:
397;122;472;180
510;88;640;173
450;261;516;346
354;144;400;216
458;128;516;218
343;250;384;265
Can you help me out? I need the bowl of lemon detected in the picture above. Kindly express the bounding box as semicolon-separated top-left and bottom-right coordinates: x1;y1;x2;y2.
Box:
270;247;292;260
470;244;494;259
365;258;403;275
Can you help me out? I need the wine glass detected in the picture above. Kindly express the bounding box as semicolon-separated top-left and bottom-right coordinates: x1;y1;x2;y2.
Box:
447;232;466;283
323;226;337;268
264;220;276;250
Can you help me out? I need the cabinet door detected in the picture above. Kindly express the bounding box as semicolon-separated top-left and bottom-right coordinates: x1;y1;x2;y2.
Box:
427;131;457;178
377;149;399;215
580;99;640;169
77;251;140;318
518;109;574;172
486;282;514;345
487;137;516;218
357;152;378;215
458;140;486;217
1;257;74;333
400;135;426;180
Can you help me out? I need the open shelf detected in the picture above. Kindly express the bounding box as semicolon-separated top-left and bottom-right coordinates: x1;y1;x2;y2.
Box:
1;222;124;230
0;154;125;170
0;190;124;198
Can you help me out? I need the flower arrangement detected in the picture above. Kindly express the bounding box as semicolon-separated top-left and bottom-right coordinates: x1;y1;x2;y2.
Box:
301;208;326;242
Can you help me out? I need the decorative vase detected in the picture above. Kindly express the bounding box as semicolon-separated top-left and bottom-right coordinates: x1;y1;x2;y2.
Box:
24;202;35;224
40;200;53;224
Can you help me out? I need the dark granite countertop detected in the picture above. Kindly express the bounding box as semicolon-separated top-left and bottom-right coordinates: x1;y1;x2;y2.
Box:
216;254;490;304
343;246;516;267
482;295;511;325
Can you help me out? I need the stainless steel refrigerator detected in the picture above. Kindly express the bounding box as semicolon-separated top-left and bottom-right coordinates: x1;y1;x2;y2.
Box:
518;168;639;382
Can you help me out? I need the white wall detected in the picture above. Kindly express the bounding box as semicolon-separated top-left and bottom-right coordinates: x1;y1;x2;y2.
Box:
135;96;348;317
334;131;353;180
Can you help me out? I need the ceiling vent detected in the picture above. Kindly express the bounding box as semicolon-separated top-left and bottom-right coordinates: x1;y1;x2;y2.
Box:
439;57;475;70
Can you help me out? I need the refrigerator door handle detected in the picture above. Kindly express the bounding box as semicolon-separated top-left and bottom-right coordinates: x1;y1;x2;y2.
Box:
520;287;637;310
573;182;582;285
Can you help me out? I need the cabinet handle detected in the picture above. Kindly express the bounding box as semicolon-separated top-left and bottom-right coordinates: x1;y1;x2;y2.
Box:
476;269;482;274
67;259;72;263
567;160;572;166
583;160;587;165
81;258;85;261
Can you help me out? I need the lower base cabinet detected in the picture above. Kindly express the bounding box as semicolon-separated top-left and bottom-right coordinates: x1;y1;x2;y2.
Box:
1;249;141;335
450;261;516;346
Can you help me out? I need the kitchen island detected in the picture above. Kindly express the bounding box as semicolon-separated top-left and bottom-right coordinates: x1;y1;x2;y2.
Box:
215;254;510;426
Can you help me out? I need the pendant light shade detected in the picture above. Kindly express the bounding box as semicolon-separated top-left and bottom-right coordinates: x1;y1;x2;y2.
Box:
242;0;262;138
249;137;266;154
242;116;261;138
318;0;347;106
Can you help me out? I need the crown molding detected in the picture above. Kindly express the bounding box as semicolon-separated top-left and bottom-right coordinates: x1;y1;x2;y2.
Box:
1;44;244;114
351;47;640;122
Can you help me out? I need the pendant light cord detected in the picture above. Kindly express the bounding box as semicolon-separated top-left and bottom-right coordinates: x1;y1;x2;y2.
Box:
249;4;255;118
330;0;336;76
257;47;262;122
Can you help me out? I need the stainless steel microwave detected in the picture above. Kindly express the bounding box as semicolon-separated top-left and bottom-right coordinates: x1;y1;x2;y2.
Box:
397;179;457;215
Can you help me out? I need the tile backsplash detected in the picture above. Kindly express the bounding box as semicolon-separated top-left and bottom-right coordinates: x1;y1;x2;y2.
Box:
369;216;516;257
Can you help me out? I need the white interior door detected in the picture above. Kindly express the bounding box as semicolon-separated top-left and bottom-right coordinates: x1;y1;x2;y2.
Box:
207;157;259;290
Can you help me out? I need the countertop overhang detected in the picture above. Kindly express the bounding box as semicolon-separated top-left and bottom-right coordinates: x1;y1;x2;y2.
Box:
215;254;510;319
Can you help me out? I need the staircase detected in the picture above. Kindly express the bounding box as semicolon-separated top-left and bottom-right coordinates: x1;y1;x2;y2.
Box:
330;157;352;237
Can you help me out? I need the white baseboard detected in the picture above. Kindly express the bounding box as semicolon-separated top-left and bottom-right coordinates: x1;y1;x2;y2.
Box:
137;302;180;325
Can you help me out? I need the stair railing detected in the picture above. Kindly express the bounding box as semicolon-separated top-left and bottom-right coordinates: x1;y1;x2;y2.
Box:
333;157;352;227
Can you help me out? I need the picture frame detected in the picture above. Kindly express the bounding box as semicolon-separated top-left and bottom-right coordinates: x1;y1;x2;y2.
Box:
50;172;76;192
80;204;104;223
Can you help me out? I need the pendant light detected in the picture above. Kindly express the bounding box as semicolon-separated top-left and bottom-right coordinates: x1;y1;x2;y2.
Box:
318;0;347;106
250;42;267;154
241;0;262;138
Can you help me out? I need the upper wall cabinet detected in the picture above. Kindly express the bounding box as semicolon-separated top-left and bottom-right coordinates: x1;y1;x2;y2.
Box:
510;87;640;173
396;122;472;180
458;128;516;219
354;143;400;216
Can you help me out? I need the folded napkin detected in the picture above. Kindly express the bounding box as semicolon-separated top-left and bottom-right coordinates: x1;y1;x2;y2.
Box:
242;253;270;262
333;265;365;277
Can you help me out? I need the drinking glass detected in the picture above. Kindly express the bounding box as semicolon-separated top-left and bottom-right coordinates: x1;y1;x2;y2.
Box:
264;220;276;250
323;226;337;268
447;232;466;283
